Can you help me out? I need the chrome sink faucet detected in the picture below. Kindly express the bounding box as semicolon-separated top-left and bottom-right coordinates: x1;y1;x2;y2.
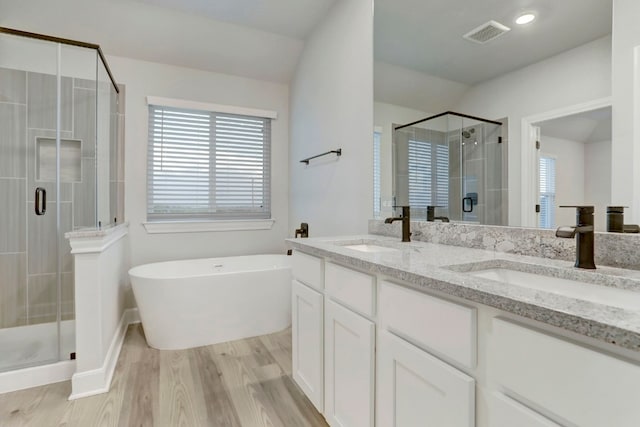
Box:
384;206;411;242
556;206;595;269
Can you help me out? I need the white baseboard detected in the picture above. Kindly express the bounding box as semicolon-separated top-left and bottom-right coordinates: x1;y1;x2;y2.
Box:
68;308;140;400
0;360;76;395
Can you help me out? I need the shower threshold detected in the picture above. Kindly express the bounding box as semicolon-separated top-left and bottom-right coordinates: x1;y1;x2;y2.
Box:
0;320;75;373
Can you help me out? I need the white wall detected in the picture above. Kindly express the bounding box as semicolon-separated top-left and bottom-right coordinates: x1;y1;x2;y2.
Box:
374;61;469;112
539;135;611;231
539;136;586;229
454;36;612;225
373;102;430;218
107;55;290;266
289;0;374;236
585;140;612;231
611;0;640;222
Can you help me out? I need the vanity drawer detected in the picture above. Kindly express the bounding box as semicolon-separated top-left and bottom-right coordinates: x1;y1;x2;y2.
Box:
292;251;324;290
490;318;640;427
380;281;476;369
489;392;561;427
325;262;375;317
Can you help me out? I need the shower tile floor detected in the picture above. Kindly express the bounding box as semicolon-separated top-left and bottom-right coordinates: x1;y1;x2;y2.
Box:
0;324;327;427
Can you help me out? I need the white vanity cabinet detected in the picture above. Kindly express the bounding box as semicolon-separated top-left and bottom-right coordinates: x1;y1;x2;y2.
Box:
377;330;475;427
292;280;324;412
324;262;376;427
291;252;378;424
290;247;640;427
324;299;375;427
377;281;476;427
291;251;325;412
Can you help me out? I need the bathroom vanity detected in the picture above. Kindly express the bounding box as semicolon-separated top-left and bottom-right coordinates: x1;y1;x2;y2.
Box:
287;235;640;427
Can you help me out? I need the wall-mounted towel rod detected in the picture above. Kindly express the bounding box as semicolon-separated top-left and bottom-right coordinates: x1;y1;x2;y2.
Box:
300;149;342;165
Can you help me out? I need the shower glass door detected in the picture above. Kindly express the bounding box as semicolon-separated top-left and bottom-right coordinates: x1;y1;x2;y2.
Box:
0;31;99;371
0;33;61;371
449;115;504;225
459;116;486;223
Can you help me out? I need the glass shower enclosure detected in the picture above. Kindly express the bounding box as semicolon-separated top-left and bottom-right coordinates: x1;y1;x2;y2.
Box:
0;28;122;373
393;112;506;225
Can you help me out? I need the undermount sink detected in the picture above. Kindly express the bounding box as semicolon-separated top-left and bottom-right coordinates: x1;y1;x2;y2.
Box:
342;244;399;253
468;267;640;311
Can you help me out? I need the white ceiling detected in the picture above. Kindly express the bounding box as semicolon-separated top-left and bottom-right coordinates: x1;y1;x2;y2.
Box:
537;107;612;144
375;0;612;85
134;0;339;39
0;0;338;83
1;0;613;89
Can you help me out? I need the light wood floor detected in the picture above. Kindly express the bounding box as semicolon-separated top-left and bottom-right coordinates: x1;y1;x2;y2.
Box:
0;324;328;427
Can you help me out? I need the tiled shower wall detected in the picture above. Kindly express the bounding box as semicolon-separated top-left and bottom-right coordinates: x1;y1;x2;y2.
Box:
0;67;124;328
449;123;507;226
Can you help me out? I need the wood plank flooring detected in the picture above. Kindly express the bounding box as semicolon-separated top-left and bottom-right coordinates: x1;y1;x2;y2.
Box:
0;324;328;427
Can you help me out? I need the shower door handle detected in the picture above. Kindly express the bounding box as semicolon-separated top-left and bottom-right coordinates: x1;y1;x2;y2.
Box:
35;187;46;215
462;196;473;213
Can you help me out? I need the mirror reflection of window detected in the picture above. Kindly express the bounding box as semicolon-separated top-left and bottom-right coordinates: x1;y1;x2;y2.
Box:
407;139;449;218
408;139;432;210
539;156;556;228
373;130;381;218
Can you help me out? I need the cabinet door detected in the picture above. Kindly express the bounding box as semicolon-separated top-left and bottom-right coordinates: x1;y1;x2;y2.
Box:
324;299;375;427
292;280;324;412
490;318;640;427
377;330;475;427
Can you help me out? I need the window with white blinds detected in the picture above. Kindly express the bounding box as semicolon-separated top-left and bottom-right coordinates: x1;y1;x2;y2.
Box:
539;156;556;228
373;131;381;218
147;105;271;221
407;139;449;210
408;140;432;207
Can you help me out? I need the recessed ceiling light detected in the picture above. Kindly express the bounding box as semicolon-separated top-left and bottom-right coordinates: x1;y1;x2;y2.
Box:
516;13;536;25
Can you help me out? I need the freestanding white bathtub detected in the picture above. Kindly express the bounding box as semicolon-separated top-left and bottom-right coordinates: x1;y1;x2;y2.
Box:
129;254;291;350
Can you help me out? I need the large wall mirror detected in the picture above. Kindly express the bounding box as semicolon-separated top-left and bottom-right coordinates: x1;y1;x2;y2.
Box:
373;0;619;230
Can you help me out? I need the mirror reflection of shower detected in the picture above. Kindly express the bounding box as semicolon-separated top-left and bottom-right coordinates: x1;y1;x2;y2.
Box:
391;112;507;225
461;128;474;140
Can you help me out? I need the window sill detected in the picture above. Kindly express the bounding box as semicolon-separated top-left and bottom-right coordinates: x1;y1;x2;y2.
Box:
142;219;275;234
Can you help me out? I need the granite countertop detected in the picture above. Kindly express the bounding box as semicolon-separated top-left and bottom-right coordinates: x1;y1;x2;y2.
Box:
286;235;640;352
65;222;129;240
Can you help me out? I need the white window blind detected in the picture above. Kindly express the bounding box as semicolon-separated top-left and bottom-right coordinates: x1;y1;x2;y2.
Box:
373;131;381;218
147;105;271;221
539;156;556;228
408;140;432;208
408;139;450;212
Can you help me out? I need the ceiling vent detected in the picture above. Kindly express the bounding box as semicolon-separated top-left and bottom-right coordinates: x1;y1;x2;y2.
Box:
463;20;511;44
